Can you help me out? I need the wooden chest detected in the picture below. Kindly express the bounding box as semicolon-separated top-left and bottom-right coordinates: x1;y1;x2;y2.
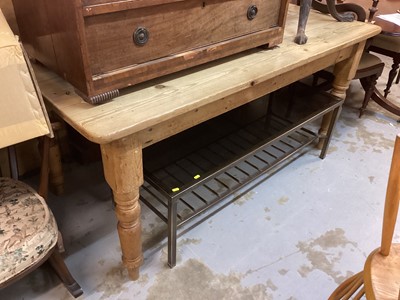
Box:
12;0;289;104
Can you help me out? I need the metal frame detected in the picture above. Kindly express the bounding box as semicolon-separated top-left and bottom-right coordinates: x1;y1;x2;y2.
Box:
140;86;343;267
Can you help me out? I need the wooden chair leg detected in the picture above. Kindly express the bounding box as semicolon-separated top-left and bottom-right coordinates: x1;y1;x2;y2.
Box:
384;58;400;98
48;248;83;298
367;0;379;23
57;231;66;253
38;136;50;199
7;145;19;179
49;136;64;195
359;76;377;118
312;73;320;87
38;122;65;198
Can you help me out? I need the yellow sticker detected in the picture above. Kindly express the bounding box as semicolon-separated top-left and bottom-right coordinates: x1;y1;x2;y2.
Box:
194;175;201;180
172;187;180;192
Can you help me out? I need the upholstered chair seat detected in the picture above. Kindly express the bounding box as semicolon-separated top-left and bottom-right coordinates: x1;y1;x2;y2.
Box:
371;34;400;53
0;177;58;283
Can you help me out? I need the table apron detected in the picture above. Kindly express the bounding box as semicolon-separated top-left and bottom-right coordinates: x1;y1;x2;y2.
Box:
136;45;356;148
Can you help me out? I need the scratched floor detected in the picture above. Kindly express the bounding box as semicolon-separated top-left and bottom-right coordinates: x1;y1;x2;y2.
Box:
1;53;400;300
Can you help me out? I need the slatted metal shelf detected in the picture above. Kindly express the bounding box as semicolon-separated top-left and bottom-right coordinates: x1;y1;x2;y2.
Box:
139;84;343;267
141;117;316;222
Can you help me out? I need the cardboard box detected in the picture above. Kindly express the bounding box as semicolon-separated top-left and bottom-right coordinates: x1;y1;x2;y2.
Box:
0;9;51;149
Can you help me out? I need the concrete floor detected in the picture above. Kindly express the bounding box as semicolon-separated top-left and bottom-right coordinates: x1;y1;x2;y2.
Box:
1;53;400;300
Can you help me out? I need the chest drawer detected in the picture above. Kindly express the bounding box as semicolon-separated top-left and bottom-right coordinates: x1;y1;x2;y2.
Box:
85;0;282;75
12;0;289;104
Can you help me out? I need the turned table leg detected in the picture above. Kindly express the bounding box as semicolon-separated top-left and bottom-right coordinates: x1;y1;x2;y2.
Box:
318;42;366;148
100;136;144;280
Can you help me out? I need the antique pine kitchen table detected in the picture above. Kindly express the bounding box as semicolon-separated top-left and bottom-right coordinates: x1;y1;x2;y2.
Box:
33;4;380;280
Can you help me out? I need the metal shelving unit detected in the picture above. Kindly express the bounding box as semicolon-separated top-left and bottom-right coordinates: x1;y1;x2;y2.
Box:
140;84;343;267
